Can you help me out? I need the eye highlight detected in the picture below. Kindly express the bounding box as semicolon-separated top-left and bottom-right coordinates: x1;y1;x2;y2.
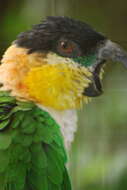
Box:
57;39;81;58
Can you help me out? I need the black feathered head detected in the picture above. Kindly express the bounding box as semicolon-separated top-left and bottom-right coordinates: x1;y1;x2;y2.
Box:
16;16;106;55
0;16;127;110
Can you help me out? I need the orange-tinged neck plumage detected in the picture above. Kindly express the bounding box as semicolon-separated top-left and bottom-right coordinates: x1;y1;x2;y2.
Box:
0;45;47;98
0;45;91;110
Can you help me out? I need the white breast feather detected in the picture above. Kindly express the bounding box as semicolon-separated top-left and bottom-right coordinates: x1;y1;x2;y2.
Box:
38;104;78;150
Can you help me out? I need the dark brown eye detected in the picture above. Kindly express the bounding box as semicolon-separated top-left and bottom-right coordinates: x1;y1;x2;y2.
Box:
57;39;81;58
61;41;68;49
60;41;74;53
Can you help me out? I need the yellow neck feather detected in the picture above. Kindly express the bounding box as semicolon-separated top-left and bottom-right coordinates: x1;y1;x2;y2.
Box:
23;63;91;110
0;45;92;110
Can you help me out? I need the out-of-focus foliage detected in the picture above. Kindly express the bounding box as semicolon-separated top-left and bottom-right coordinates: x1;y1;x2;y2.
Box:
1;0;127;189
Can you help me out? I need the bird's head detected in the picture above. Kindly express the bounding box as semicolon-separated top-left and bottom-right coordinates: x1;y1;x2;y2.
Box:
1;16;127;110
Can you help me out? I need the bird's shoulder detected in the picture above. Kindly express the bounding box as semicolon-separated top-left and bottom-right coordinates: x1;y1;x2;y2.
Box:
0;90;65;148
0;91;71;189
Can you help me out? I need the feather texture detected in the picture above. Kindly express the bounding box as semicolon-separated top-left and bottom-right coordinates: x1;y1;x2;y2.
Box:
0;91;71;190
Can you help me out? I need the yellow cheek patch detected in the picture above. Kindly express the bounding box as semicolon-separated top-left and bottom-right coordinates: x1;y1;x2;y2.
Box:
23;63;92;110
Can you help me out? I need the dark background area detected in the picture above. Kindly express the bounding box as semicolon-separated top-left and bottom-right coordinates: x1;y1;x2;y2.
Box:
1;0;127;189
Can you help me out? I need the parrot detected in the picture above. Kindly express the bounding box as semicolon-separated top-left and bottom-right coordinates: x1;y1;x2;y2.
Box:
0;16;127;190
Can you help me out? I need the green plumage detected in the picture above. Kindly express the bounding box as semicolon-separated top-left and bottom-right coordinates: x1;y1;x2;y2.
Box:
0;91;71;190
73;54;96;67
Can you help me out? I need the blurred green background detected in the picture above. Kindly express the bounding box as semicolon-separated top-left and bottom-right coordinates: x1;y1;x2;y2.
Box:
1;0;127;189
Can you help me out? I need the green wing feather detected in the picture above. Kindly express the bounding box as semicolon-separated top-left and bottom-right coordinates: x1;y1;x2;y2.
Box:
0;91;72;190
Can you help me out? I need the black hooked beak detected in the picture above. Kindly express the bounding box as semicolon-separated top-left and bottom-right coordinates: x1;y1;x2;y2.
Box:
99;40;127;68
83;60;105;97
84;40;127;97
